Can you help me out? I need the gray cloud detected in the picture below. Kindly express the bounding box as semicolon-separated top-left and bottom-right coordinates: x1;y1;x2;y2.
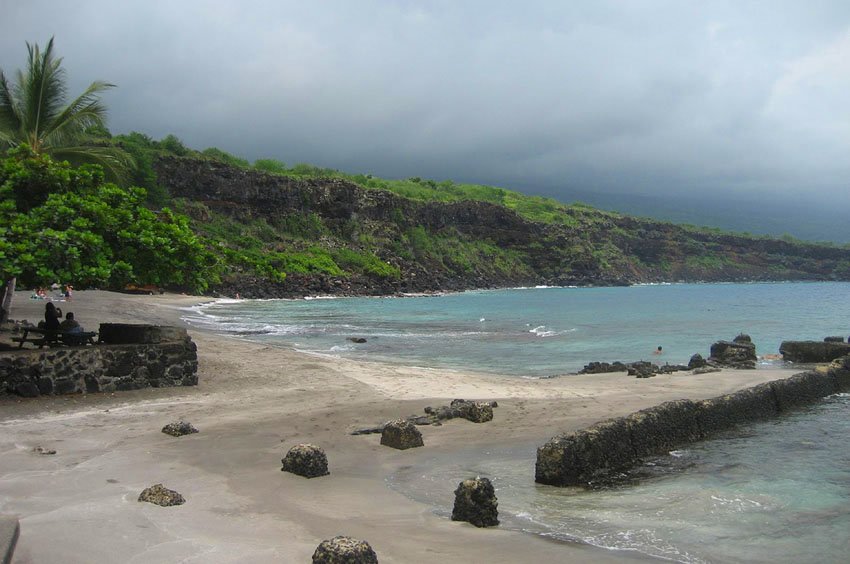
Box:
2;0;850;205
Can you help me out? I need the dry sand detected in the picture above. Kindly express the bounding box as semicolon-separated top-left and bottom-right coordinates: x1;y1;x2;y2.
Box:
0;291;800;563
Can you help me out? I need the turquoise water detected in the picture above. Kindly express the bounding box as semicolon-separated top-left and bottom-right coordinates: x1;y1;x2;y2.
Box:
387;393;850;563
188;282;850;376
187;282;850;562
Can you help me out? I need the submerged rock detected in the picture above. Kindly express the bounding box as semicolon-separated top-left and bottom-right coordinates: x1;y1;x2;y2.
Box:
451;477;499;527
281;444;330;478
138;483;185;506
312;536;378;563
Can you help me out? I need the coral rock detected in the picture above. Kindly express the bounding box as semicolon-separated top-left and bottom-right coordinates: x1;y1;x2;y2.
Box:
161;421;199;437
312;536;378;563
138;483;185;506
451;477;499;527
380;419;424;450
281;444;330;478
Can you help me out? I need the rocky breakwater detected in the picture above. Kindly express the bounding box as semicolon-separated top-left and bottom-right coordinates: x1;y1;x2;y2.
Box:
780;336;850;363
0;324;198;397
535;355;850;487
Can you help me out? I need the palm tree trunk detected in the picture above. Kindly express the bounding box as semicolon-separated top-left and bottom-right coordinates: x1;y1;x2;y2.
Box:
0;277;16;323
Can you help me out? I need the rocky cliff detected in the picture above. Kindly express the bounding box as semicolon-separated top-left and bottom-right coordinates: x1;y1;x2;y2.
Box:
154;157;850;297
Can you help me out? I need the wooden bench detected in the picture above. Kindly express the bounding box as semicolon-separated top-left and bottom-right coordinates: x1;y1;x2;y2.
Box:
12;327;98;349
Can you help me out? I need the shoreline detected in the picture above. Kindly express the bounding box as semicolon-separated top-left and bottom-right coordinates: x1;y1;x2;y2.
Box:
1;290;802;563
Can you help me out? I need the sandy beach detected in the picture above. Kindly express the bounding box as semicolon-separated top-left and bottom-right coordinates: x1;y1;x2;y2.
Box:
0;291;800;563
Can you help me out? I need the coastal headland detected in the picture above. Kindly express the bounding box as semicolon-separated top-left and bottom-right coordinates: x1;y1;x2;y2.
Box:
1;291;802;563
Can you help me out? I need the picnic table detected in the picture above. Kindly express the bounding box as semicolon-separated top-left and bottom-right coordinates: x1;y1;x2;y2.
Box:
12;327;98;349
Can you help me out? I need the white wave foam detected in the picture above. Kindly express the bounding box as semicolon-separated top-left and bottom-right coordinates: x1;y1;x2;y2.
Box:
528;325;576;338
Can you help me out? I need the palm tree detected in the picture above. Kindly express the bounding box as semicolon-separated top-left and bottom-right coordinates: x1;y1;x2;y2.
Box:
0;36;132;179
0;37;132;322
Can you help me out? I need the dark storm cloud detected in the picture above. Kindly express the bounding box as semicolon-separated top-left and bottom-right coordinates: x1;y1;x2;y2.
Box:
2;1;850;203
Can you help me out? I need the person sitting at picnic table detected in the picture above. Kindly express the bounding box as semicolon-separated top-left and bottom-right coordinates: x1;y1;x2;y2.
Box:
59;312;86;344
60;312;81;332
40;302;62;331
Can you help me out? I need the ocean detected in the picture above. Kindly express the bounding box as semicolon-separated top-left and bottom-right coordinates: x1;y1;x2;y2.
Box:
186;282;849;376
186;282;850;562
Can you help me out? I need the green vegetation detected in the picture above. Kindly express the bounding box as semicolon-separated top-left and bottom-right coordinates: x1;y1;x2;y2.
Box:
0;147;216;292
0;37;132;180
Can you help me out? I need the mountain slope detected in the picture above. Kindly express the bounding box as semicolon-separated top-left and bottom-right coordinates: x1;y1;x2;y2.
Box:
154;156;850;298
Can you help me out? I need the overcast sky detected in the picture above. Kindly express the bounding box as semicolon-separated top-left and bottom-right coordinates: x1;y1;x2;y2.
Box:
2;1;849;205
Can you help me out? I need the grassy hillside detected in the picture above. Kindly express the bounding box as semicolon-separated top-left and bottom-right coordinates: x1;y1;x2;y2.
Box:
103;132;850;297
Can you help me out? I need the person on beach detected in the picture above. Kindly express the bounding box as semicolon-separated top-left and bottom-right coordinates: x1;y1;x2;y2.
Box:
59;312;81;332
42;302;62;331
653;345;663;355
60;311;86;344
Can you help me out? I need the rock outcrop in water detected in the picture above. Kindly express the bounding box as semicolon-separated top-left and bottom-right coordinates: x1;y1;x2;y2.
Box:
451;477;499;527
708;334;757;369
535;356;850;487
780;339;850;363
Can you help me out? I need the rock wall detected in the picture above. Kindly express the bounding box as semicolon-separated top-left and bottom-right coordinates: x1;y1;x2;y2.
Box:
535;356;850;487
0;325;198;397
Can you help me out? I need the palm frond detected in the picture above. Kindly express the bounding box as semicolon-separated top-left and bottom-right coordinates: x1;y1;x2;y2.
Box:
51;144;136;183
2;38;133;181
0;71;23;145
44;80;114;147
21;37;67;148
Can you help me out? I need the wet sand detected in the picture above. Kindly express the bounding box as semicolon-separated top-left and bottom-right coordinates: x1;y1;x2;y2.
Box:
0;291;799;563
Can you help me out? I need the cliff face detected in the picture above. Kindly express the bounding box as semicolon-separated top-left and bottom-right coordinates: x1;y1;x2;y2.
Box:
154;156;850;297
155;157;541;243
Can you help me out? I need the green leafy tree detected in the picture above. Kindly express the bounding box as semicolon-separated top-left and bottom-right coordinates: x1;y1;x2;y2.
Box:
0;37;135;319
0;148;219;321
0;37;132;178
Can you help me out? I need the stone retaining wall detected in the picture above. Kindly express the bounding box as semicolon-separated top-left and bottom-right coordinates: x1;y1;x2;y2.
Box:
535;356;850;487
0;325;198;397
